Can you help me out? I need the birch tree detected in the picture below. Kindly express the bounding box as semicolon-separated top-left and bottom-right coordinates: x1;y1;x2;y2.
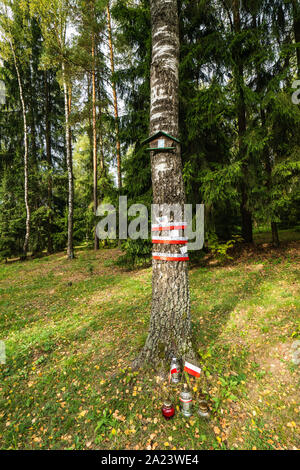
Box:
44;70;53;254
134;0;194;366
0;1;31;258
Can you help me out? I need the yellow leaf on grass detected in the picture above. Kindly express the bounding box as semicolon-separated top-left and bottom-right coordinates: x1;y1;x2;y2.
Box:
287;421;296;428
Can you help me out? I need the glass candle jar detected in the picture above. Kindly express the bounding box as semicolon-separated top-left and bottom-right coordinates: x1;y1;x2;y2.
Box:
162;401;175;420
180;387;192;417
198;400;210;418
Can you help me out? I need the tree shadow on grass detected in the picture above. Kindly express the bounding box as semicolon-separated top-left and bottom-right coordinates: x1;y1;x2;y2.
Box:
190;269;266;351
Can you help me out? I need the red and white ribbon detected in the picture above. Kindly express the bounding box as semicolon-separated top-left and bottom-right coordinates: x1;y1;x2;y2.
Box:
169;367;180;383
152;236;188;245
184;361;201;378
152;221;187;232
152;252;189;261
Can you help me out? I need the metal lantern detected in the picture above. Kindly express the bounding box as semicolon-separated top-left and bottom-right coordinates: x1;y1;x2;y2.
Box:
198;400;210;418
170;357;180;384
180;385;192;417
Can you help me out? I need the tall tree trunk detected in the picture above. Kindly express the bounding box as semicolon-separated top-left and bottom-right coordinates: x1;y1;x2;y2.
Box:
92;34;99;250
134;0;194;367
271;222;279;247
292;0;300;75
107;1;121;190
97;83;104;174
96;66;105;180
265;156;279;247
87;73;93;165
44;70;53;254
96;76;106;246
233;0;253;243
62;61;74;260
9;39;30;258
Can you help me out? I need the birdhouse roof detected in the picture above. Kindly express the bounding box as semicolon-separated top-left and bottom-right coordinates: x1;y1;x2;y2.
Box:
141;131;180;144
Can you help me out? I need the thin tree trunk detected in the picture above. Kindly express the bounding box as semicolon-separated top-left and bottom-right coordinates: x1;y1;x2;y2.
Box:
233;0;253;243
44;70;53;254
62;61;74;260
87;73;93;165
96;66;105;185
271;222;279;247
107;1;121;190
97;84;104;174
96;76;106;247
92;34;99;250
9;38;30;258
134;0;194;368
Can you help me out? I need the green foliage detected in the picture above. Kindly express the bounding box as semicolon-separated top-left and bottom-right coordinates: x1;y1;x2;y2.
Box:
116;238;151;269
208;233;243;262
94;408;118;444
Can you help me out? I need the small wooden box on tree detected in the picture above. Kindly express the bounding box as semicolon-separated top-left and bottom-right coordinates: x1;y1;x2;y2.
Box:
142;130;180;152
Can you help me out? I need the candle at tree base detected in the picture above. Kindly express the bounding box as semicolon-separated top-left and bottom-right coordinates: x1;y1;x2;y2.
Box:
180;385;193;417
162;401;175;420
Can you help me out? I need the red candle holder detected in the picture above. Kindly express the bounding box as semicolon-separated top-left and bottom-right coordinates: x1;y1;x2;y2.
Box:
162;401;175;420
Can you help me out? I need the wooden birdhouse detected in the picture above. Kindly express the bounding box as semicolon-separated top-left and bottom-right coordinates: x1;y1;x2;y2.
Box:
142;131;180;152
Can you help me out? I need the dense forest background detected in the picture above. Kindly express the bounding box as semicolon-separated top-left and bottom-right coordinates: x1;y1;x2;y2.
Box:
0;0;299;262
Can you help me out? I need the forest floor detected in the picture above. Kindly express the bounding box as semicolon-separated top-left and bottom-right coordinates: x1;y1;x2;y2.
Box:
0;235;299;450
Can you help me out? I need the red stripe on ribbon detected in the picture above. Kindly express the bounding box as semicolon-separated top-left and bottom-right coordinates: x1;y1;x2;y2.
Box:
170;368;178;375
153;255;189;261
152;225;186;232
152;239;188;244
183;365;201;378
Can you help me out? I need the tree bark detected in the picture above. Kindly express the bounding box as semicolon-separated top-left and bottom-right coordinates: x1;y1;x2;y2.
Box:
9;38;30;258
271;222;279;247
107;1;121;190
134;0;194;368
233;0;253;243
62;61;74;260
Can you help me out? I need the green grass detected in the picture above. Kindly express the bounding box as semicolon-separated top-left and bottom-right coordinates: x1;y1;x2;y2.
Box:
253;227;300;243
0;244;299;450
